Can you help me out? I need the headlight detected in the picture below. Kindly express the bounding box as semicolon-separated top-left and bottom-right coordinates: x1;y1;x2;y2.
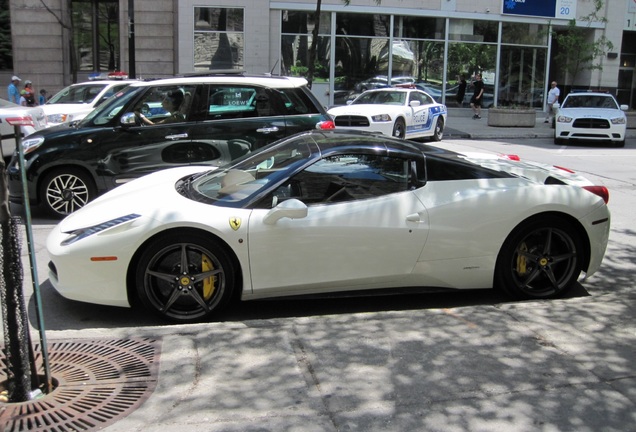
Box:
21;136;45;154
61;214;141;246
611;117;626;125
371;114;392;122
47;113;69;124
556;115;572;123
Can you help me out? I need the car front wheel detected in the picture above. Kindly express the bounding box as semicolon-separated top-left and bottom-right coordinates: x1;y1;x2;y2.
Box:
495;215;583;299
135;232;235;323
39;168;96;218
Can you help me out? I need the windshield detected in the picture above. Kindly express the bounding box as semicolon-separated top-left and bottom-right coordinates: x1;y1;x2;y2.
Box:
562;95;619;109
47;83;109;105
352;91;406;106
189;134;317;205
80;85;141;126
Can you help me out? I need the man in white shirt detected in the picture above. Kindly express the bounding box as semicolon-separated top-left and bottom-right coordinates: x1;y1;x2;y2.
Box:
545;81;560;123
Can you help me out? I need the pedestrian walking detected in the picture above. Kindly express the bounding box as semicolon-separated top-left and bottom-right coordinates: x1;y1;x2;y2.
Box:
470;74;484;119
7;76;21;104
545;81;560;123
39;89;47;105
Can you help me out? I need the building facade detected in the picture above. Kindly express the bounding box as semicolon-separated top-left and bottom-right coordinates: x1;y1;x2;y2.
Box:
3;0;636;109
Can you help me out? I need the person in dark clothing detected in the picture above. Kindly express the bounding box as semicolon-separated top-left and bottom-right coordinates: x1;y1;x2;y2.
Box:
456;74;467;107
470;74;484;119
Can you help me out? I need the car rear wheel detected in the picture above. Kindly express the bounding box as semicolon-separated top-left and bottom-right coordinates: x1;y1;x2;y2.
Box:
39;168;96;218
392;118;406;139
431;117;444;142
135;232;235;323
495;215;583;299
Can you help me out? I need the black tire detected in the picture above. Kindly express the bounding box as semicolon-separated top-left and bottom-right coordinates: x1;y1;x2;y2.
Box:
430;117;444;142
392;118;406;139
135;232;235;323
613;139;625;148
495;215;583;300
554;136;564;145
39;168;96;218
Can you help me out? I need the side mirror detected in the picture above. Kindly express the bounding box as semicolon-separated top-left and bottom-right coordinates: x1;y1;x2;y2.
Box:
120;112;137;126
620;104;629;111
263;199;308;225
409;100;421;107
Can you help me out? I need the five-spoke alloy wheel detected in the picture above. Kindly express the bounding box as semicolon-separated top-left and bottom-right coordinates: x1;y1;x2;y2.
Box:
495;216;583;299
135;233;235;322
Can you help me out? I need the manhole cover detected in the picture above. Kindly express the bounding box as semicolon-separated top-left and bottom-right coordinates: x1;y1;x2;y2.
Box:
0;337;161;431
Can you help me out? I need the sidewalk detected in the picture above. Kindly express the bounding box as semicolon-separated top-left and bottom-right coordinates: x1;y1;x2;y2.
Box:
444;107;636;141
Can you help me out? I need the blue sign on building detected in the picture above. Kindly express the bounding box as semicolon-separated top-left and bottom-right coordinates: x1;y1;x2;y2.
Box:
502;0;558;18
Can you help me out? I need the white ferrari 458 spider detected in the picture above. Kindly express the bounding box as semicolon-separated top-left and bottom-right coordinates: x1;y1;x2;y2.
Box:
327;87;447;141
47;130;610;322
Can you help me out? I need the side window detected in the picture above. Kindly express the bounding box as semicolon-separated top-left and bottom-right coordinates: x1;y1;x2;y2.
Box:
273;153;410;206
411;92;432;105
277;87;323;115
131;85;196;125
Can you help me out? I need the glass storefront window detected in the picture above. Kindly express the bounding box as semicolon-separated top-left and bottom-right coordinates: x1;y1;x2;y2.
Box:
449;19;498;43
194;8;244;71
282;10;330;35
337;13;390;37
502;23;548;45
394;16;445;40
72;0;120;72
447;42;497;107
499;46;546;108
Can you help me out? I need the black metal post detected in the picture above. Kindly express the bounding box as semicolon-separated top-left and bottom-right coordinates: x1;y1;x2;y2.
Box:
128;0;136;79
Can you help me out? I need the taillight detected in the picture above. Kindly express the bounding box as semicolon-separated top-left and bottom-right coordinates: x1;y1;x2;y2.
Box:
317;120;335;130
499;154;520;161
583;186;609;204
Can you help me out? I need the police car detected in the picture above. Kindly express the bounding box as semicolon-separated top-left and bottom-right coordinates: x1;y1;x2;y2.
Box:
554;92;628;147
327;87;447;141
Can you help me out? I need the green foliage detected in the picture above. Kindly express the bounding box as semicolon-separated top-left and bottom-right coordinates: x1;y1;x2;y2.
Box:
551;0;613;86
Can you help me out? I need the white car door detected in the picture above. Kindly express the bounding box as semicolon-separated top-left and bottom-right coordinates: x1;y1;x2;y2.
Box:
246;152;430;295
406;91;437;138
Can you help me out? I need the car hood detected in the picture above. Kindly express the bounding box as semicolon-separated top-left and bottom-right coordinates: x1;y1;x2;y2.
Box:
57;166;213;231
328;104;406;115
558;107;626;118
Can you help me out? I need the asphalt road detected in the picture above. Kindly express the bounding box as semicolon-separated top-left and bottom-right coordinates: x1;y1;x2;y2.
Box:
3;137;635;431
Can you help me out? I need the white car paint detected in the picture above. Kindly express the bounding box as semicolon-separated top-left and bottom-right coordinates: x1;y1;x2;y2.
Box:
46;131;610;321
554;92;628;147
328;88;447;140
42;80;133;126
0;98;48;158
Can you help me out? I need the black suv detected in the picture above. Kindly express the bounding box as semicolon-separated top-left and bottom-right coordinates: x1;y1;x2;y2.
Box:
8;74;334;217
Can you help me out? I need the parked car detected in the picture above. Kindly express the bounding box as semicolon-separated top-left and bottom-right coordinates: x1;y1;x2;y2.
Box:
7;74;334;217
42;80;134;127
328;87;447;140
0;98;48;160
554;92;628;147
46;129;611;323
354;75;415;93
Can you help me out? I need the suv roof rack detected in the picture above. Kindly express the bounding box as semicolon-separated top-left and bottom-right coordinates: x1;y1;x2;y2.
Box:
178;70;246;78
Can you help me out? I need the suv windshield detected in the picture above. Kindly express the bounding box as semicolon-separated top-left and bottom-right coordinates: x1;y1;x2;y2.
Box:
80;85;141;126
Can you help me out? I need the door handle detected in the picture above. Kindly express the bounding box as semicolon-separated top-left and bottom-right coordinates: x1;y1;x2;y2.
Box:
165;133;188;140
256;126;280;134
406;213;422;222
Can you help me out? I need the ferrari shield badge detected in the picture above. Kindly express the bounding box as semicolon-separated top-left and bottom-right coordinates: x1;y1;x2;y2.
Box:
229;217;241;231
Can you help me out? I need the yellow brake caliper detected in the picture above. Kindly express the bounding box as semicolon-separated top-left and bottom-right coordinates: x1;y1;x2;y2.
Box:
201;254;217;299
516;242;528;275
